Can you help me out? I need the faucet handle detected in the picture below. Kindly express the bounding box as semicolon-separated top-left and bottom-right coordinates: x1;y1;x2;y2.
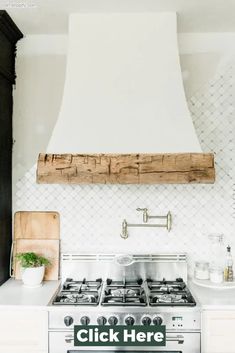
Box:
166;211;172;232
136;208;148;223
120;219;128;239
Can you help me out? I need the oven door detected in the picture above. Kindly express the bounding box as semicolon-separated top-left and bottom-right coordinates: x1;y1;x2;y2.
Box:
49;331;200;353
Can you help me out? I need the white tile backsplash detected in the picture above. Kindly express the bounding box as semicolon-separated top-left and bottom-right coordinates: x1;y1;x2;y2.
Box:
14;61;235;275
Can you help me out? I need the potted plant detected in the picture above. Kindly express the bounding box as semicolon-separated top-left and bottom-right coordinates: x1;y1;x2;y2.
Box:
15;252;51;288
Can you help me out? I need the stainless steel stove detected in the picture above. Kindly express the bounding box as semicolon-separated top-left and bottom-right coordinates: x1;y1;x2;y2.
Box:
49;254;201;353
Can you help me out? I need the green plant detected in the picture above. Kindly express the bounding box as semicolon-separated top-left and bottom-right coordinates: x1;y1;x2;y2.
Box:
15;252;51;268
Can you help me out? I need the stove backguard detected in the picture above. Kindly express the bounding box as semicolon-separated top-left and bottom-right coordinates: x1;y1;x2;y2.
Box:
60;254;187;283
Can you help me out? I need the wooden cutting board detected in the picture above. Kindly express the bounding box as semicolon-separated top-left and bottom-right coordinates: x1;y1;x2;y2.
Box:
14;211;60;239
13;239;60;280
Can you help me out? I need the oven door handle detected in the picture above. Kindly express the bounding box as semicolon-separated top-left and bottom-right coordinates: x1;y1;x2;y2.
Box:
166;335;184;344
65;334;184;345
65;334;74;343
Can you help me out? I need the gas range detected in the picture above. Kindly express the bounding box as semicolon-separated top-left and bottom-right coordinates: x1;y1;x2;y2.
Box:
49;254;200;353
52;277;196;307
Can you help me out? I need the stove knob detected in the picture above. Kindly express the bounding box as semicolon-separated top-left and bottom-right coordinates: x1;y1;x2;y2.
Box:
125;316;135;326
108;316;118;326
142;316;151;326
80;316;90;325
97;316;107;326
153;316;163;326
64;316;73;327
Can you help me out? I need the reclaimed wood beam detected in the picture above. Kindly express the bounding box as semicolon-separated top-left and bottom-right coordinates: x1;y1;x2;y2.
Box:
37;153;215;184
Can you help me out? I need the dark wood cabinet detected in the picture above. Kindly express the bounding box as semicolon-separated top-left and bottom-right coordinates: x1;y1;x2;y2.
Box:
0;11;23;285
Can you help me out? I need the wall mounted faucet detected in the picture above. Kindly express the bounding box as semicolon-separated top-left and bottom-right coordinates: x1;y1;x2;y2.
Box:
121;208;172;239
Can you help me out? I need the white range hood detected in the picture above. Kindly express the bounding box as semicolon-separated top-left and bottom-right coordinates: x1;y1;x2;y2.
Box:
38;12;215;185
47;12;202;154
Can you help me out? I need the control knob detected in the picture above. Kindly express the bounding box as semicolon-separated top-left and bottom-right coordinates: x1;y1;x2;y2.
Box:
153;316;163;326
80;316;90;325
64;316;73;327
108;316;118;325
97;316;107;326
142;316;151;326
125;316;135;326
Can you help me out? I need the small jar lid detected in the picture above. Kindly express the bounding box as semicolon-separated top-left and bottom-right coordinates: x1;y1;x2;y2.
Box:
209;266;223;273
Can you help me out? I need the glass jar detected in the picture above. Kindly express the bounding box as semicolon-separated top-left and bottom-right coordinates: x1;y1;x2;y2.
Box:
209;267;223;284
194;262;209;280
208;234;225;269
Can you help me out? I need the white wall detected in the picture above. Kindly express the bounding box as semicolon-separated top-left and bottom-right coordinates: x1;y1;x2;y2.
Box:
13;33;235;272
13;35;67;184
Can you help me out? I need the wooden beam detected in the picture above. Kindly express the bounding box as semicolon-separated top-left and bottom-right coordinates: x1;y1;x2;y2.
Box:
37;153;215;184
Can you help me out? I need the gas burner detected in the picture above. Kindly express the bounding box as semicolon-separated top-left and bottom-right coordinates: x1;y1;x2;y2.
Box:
152;293;188;304
54;291;99;305
101;279;147;306
108;288;139;296
53;278;102;306
147;279;196;307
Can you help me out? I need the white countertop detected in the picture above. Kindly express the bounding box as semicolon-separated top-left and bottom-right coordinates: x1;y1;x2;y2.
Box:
189;280;235;310
0;279;60;308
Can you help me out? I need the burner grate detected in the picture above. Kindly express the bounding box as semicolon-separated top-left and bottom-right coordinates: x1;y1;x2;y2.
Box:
147;278;196;307
102;295;147;306
101;279;147;307
53;278;102;306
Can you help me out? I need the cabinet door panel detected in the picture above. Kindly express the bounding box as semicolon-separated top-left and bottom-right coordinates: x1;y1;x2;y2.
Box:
0;78;12;285
202;311;235;353
0;10;23;285
0;309;48;353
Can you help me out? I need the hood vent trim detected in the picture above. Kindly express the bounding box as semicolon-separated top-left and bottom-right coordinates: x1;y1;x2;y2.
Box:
37;153;215;184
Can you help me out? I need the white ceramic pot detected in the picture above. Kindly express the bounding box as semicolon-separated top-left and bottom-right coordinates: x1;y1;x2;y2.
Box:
20;266;45;288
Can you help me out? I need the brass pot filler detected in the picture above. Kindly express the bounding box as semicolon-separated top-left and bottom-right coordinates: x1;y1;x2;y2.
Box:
121;208;172;239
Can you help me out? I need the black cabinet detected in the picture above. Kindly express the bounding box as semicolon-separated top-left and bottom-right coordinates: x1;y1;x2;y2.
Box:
0;11;23;285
